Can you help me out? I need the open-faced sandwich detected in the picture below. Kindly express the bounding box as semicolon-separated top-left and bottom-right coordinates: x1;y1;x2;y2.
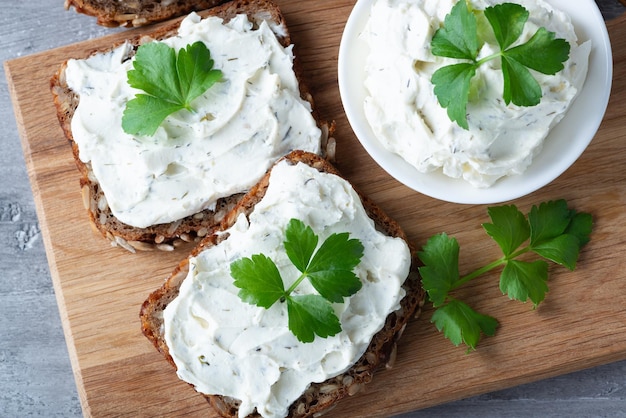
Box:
141;150;424;418
51;0;333;252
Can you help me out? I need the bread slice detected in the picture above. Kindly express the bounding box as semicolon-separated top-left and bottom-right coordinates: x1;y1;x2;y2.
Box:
140;150;425;418
51;0;334;253
64;0;228;27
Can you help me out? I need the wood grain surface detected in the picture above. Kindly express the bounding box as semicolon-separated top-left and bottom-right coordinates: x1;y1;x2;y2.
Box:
5;1;626;417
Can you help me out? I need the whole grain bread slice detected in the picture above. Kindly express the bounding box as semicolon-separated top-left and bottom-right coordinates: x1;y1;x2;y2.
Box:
65;0;228;27
51;0;334;253
140;150;425;418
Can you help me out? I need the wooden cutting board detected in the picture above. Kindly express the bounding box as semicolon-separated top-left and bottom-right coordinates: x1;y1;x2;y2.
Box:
5;1;626;416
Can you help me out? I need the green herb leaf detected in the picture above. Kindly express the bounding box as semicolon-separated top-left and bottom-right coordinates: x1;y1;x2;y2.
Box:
500;259;549;306
430;2;570;128
526;200;593;270
532;234;580;271
528;200;573;245
431;299;498;351
287;295;342;343
284;219;318;272
176;41;223;102
122;41;222;136
122;95;189;137
431;63;477;130
500;56;542;106
565;212;593;247
418;233;460;307
482;204;530;257
231;219;364;343
305;232;364;303
127;42;180;102
230;254;285;309
483;3;529;50
504;27;571;75
431;1;480;60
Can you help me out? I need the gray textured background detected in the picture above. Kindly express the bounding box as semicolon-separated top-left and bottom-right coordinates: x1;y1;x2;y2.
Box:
1;1;625;417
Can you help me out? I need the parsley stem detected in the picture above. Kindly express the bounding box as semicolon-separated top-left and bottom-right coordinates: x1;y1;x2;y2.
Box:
509;246;532;260
475;52;501;67
452;257;505;289
451;245;532;290
285;272;308;296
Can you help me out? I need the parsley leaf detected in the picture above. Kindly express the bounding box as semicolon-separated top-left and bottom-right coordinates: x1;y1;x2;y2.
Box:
430;2;570;129
431;1;479;60
565;212;593;247
431;64;477;130
483;2;528;50
503;27;571;75
500;259;549;306
284;218;318;272
528;200;586;270
418;233;460;307
231;219;364;343
483;204;530;257
528;200;573;245
306;232;364;303
431;299;498;352
230;254;285;309
419;199;592;350
499;54;542;107
122;41;222;136
287;295;342;343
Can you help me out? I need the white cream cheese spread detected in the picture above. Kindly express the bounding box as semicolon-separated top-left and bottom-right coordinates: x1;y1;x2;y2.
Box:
64;13;321;228
163;160;410;418
362;0;590;187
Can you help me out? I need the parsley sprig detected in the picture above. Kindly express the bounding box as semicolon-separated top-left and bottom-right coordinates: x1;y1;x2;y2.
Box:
122;41;222;136
418;200;592;351
230;219;364;343
430;2;571;129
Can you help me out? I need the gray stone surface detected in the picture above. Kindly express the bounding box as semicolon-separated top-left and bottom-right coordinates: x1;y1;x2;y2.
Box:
1;1;624;417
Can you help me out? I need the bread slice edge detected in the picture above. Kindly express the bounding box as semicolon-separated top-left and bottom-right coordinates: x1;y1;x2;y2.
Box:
65;0;229;27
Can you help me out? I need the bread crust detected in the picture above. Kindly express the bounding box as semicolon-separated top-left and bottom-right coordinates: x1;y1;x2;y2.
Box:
65;0;228;27
51;0;334;252
140;150;425;418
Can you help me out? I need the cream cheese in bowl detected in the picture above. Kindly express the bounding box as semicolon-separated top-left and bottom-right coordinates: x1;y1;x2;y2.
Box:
339;0;612;203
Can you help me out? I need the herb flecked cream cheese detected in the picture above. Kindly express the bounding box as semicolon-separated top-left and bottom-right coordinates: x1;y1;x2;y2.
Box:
64;13;321;228
362;0;591;187
163;160;410;418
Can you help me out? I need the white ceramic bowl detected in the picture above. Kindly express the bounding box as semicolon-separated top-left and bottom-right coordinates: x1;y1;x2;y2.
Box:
338;0;613;204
